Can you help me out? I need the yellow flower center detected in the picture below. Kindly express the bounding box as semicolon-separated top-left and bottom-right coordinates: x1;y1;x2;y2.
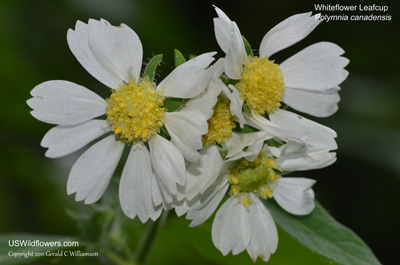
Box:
106;78;165;143
229;152;281;208
202;96;236;146
236;56;285;115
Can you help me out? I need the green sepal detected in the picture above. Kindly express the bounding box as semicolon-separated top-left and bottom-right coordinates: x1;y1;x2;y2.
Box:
217;144;228;159
234;123;259;133
164;98;184;112
280;103;290;110
242;35;253;57
174;49;186;67
242;102;252;117
158;127;171;141
265;137;285;148
221;76;240;87
143;54;163;82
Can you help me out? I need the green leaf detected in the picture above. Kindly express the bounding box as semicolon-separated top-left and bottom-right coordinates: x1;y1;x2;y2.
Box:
174;49;186;67
143;54;163;82
0;234;79;265
266;201;382;265
242;36;253;57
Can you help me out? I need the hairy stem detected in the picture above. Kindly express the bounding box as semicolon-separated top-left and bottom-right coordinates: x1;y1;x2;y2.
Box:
135;210;169;265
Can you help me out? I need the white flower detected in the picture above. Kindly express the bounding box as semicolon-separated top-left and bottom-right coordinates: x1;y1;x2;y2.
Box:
213;6;349;118
178;141;334;262
27;19;216;222
183;58;247;149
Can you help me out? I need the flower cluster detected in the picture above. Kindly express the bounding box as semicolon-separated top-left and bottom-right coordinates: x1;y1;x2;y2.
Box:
27;6;348;263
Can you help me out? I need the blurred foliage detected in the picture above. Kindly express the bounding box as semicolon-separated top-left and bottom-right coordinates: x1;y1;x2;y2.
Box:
0;0;399;264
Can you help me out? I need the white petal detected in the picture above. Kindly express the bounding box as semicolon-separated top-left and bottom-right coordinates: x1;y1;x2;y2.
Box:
185;145;224;200
152;174;174;205
119;144;162;222
283;86;340;117
175;200;189;217
277;143;337;171
269;109;337;150
188;175;229;210
188;181;229;227
213;6;246;79
68;19;142;88
67;135;124;204
224;29;246;79
262;144;282;158
88;19;143;84
273;177;316;215
164;109;208;162
246;111;337;153
157;52;216;98
226;131;271;159
213;6;236;53
41;119;110;158
27;80;106;125
223;84;245;128
209;57;226;78
280;42;349;90
185;77;222;120
149;134;185;196
246;198;278;262
158;196;175;210
151;174;163;207
67;20;121;88
244;112;298;142
260;12;321;57
212;197;251;256
227;139;265;162
174;177;186;203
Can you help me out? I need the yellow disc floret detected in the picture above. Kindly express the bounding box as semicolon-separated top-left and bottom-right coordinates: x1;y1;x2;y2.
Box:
106;78;165;143
228;152;281;207
202;96;236;146
236;56;285;115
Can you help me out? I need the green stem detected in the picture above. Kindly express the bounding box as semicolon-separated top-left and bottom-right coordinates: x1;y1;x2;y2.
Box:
135;210;169;265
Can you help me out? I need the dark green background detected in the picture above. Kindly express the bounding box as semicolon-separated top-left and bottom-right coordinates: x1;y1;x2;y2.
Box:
1;0;399;264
